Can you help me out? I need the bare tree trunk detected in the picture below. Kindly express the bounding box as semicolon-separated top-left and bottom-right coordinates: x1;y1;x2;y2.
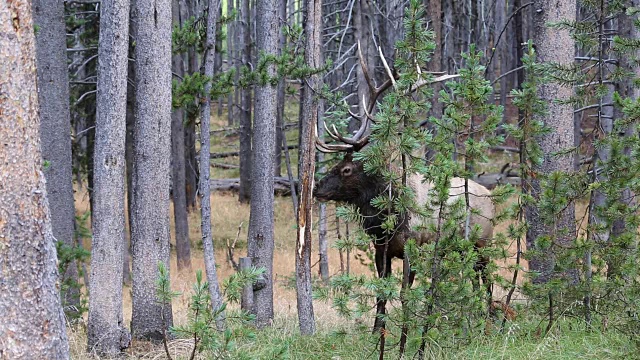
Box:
425;0;442;161
227;0;235;125
275;0;287;177
200;0;225;328
172;0;193;272
184;0;200;210
239;0;253;203
526;0;577;284
33;0;80;311
130;0;174;339
87;0;132;353
124;6;137;285
0;0;69;356
238;0;252;203
248;0;279;329
296;0;322;335
317;95;329;283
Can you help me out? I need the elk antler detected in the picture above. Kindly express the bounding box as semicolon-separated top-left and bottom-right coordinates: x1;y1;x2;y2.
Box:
316;41;459;154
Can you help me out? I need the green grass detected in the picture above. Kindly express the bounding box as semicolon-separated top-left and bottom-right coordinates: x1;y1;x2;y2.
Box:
229;317;635;360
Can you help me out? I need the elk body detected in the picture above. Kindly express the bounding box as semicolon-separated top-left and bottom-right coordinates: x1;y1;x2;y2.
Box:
314;153;495;331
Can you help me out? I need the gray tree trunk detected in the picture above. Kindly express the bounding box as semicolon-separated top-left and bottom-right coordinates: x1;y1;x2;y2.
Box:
199;0;225;328
296;0;322;336
238;0;252;203
124;4;136;286
525;0;577;284
226;0;235;126
87;0;132;354
275;0;287;177
172;0;192;272
0;0;69;356
425;0;443;161
130;0;174;339
184;0;200;210
33;0;79;311
317;82;329;283
609;0;639;277
248;0;279;328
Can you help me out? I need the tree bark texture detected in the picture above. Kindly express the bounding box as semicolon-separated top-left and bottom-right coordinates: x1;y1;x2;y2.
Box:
248;0;279;328
238;0;252;203
33;0;80;310
87;0;132;354
199;0;225;328
296;0;322;336
124;0;138;287
0;0;70;356
317;99;329;283
172;0;192;272
130;0;174;339
525;0;577;284
610;0;640;276
274;0;287;177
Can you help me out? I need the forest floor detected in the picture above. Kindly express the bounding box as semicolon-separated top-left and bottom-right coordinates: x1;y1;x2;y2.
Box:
67;111;635;359
69;191;634;359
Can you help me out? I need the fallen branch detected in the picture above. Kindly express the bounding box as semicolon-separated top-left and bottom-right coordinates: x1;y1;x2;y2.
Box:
210;177;299;195
210;144;298;159
212;163;239;169
210;121;298;135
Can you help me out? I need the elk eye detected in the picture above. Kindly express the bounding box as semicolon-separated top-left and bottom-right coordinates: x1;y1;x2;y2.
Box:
342;167;352;176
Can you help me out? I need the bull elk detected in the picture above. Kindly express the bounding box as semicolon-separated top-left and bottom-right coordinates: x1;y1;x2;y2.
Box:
313;45;495;333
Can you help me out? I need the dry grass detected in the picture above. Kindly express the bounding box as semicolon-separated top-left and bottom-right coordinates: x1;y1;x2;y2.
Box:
71;181;535;358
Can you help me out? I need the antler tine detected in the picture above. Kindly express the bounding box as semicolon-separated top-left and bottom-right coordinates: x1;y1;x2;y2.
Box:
378;46;397;90
315;137;353;153
323;121;343;143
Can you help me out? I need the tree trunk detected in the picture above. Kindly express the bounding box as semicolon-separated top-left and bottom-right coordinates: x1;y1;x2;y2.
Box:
425;0;442;161
525;0;577;284
0;0;70;356
172;0;193;272
239;0;253;203
33;0;80;311
275;0;287;177
317;77;329;283
184;0;200;210
130;0;174;339
124;5;136;286
296;0;322;336
87;0;132;353
248;0;279;328
227;0;235;125
609;0;640;277
199;0;225;328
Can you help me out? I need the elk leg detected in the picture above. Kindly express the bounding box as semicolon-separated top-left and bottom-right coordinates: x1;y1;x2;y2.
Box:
399;255;416;356
373;250;392;333
474;256;493;312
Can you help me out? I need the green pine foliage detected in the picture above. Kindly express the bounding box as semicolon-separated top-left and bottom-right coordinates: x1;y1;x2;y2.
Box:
156;262;264;359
